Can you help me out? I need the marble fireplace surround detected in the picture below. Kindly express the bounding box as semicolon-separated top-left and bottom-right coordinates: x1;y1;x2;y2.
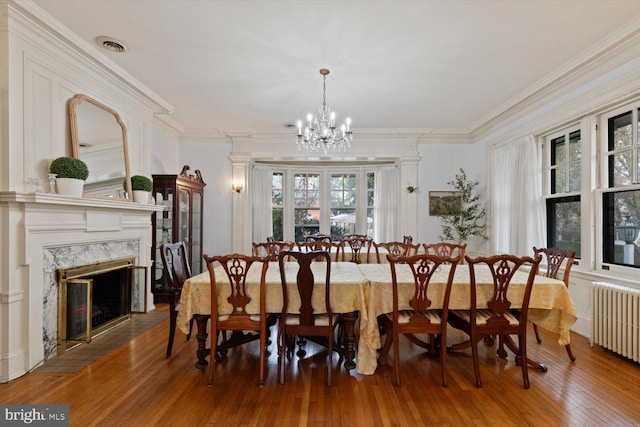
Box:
0;192;162;381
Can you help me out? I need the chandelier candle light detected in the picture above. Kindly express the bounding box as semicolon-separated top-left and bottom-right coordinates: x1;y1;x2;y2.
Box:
296;68;352;153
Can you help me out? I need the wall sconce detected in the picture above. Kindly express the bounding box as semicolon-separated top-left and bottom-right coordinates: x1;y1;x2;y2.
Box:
232;183;244;193
406;185;418;193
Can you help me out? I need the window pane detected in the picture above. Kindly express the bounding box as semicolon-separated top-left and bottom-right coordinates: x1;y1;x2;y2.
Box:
295;208;319;242
330;208;355;239
609;111;632;150
569;163;581;192
546;196;581;258
272;208;283;241
569;130;581;161
637;148;640;184
603;189;640;268
272;173;283;189
552;135;565;165
367;207;374;236
610;151;632;187
272;189;283;207
344;191;356;206
554;166;566;193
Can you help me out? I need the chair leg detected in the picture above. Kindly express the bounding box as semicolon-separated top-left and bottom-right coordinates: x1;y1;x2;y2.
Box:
278;323;286;385
327;326;333;387
207;326;218;387
378;327;392;365
440;329;448;388
533;323;542;344
470;332;482;388
565;343;576;362
166;307;177;357
393;328;401;387
258;323;267;387
519;333;530;389
186;317;194;341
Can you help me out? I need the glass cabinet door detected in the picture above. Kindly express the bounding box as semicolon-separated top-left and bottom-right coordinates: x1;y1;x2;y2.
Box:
153;187;174;293
178;187;190;250
191;191;202;274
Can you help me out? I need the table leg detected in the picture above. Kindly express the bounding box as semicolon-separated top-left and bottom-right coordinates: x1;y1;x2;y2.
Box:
340;311;358;370
194;314;210;371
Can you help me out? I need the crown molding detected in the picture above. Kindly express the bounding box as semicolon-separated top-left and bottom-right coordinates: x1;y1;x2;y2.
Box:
471;16;640;142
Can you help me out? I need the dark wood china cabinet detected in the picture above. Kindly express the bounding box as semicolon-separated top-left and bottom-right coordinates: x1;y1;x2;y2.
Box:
151;165;205;301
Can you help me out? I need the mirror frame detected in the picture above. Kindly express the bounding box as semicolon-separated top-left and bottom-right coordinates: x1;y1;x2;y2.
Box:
69;94;132;201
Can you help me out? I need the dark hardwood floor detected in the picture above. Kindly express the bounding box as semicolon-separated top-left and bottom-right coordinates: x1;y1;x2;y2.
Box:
2;308;640;426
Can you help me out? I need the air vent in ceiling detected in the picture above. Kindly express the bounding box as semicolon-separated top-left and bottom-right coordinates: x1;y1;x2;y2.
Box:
95;36;128;53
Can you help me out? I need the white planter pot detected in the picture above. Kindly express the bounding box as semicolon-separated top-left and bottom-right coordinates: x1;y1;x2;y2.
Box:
56;178;84;197
132;190;150;204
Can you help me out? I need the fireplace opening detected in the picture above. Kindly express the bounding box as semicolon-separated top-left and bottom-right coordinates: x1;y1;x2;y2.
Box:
58;257;147;354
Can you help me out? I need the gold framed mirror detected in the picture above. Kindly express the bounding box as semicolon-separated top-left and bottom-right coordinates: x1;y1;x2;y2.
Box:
69;94;132;200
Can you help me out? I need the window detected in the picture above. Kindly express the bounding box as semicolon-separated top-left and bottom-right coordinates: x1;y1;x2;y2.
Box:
293;173;320;242
272;172;284;241
545;128;581;257
602;108;640;268
367;172;375;237
269;167;377;242
330;174;356;240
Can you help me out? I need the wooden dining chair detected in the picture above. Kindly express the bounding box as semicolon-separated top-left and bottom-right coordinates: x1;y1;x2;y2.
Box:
372;241;420;263
532;246;576;361
305;233;332;243
296;240;343;261
378;253;460;387
423;242;467;261
203;253;271;387
277;250;338;386
448;254;542;389
341;234;373;263
252;241;294;261
159;241;194;357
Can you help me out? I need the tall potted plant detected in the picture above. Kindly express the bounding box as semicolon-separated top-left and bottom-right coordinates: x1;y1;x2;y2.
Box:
49;156;89;197
127;175;153;203
438;168;487;244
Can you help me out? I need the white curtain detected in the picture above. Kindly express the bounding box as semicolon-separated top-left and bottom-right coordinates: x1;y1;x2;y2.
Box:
252;164;273;243
490;135;545;256
373;165;399;242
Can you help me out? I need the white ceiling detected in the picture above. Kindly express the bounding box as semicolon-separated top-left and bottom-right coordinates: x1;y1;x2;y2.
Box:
32;0;640;139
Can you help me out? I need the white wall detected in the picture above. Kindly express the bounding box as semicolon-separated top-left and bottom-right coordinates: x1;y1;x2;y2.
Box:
179;140;234;257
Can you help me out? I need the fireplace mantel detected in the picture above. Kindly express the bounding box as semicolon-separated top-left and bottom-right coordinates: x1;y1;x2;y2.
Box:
0;191;164;213
0;191;163;382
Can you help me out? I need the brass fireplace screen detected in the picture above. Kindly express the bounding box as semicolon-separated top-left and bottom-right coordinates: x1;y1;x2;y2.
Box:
57;257;147;354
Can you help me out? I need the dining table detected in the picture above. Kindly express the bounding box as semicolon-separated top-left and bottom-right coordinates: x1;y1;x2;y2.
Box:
176;260;578;376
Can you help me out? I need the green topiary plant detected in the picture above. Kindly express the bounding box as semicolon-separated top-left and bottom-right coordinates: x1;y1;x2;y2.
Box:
128;175;153;192
49;157;89;180
438;168;487;244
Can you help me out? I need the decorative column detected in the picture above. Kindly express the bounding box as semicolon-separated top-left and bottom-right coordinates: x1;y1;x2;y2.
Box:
397;155;420;239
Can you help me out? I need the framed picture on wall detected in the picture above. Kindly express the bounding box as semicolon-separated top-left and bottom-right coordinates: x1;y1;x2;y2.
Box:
429;191;462;216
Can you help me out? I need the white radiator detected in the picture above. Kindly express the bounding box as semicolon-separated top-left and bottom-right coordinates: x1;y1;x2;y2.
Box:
591;282;640;362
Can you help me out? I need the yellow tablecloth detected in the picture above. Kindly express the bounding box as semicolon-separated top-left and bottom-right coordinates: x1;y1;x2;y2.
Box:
176;261;368;332
177;261;577;376
356;263;578;375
